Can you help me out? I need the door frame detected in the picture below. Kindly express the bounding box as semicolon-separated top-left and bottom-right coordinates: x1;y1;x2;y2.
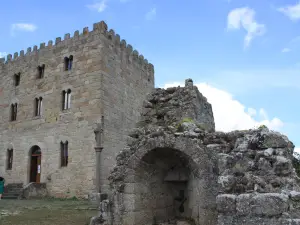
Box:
29;145;42;183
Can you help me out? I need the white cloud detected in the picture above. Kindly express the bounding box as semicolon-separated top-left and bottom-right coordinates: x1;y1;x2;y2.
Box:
227;7;266;48
11;23;37;36
86;0;108;12
295;147;300;153
278;2;300;21
11;23;37;32
282;47;291;53
163;82;284;132
0;52;7;58
247;108;256;117
145;8;156;21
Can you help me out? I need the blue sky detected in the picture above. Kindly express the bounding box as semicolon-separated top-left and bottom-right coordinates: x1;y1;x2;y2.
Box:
0;0;299;150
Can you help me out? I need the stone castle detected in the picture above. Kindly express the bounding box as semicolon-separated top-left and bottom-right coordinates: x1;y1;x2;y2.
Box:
1;21;300;225
0;21;154;198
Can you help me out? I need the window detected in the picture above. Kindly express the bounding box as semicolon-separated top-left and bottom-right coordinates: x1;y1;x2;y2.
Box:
37;64;45;79
7;149;13;170
35;97;43;116
60;141;68;167
14;73;20;86
64;55;73;71
10;103;18;121
62;89;71;110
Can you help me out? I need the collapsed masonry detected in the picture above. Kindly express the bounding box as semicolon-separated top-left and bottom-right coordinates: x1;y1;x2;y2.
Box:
91;79;300;225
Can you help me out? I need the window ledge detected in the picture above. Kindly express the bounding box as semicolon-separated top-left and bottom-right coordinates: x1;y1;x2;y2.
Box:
33;115;43;120
61;109;72;114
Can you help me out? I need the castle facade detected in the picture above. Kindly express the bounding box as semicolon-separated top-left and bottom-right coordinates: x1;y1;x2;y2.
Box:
0;21;154;198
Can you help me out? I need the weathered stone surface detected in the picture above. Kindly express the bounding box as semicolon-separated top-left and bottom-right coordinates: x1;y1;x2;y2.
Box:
216;194;236;213
274;156;293;176
22;182;48;199
290;191;300;201
236;193;289;217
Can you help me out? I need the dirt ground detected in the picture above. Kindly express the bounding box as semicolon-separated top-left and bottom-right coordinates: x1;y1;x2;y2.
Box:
0;199;98;225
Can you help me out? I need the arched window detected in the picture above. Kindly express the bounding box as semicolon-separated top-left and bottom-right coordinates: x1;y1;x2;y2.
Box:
62;89;71;110
35;97;43;116
37;64;45;79
7;149;13;170
64;55;73;71
10;103;17;121
68;55;73;70
14;73;20;86
60;141;68;167
64;57;69;71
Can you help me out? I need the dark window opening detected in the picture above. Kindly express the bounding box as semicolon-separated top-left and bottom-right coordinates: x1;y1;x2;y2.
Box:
60;141;68;167
35;97;43;116
62;89;71;110
14;73;20;86
37;64;45;79
64;55;73;71
7;149;13;170
10;103;18;121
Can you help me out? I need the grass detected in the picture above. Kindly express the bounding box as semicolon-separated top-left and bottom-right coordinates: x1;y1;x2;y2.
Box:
0;199;97;225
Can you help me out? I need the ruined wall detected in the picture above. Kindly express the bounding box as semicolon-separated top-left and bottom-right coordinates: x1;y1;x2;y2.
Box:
108;80;218;225
102;80;300;225
0;21;154;198
203;127;300;224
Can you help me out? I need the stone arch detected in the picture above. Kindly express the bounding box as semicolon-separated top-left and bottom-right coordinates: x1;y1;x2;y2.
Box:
110;134;218;225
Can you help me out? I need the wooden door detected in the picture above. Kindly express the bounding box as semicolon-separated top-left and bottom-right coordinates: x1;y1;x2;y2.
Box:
36;155;41;183
30;156;37;182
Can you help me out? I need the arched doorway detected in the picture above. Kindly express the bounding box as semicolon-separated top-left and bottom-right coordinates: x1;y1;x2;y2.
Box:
138;147;192;223
110;135;218;225
29;145;42;183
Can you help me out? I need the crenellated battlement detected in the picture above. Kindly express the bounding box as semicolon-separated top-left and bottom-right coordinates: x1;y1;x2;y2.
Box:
0;21;154;73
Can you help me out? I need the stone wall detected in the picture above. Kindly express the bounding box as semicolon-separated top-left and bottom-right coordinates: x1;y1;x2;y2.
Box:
108;80;218;225
102;80;300;225
0;21;154;198
204;127;300;224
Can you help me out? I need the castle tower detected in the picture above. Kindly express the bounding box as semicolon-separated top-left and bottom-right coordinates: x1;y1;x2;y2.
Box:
0;21;154;198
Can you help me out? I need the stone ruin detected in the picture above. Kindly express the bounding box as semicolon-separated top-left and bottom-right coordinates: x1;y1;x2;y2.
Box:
90;79;300;225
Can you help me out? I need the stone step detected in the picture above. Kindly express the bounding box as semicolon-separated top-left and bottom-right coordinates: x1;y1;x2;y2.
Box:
5;183;23;188
2;183;24;200
2;195;19;200
4;188;23;192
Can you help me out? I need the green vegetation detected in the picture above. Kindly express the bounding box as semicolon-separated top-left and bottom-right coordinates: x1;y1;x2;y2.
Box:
258;124;268;129
45;196;79;201
0;199;96;225
175;117;194;132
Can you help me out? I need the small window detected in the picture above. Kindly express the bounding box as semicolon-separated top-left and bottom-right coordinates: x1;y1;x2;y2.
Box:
7;149;13;170
64;55;73;71
37;64;45;79
62;89;71;110
14;73;20;86
35;97;43;116
10;103;18;121
60;141;68;167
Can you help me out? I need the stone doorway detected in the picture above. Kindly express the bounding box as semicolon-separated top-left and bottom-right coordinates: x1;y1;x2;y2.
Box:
139;148;191;223
110;134;218;225
124;148;196;224
29;145;42;183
